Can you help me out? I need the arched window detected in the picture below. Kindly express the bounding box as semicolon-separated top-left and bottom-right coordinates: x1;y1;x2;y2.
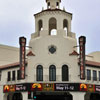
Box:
37;65;43;81
63;19;68;36
62;65;69;81
49;65;56;81
49;17;57;35
38;20;43;31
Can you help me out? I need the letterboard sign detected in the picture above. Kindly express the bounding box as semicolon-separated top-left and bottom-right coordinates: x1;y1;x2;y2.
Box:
55;83;79;91
16;84;28;92
95;85;100;92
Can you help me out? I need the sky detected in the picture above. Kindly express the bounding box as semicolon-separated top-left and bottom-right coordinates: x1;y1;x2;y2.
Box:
0;0;100;54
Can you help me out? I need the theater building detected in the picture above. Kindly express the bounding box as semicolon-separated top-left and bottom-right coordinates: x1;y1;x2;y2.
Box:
0;0;100;100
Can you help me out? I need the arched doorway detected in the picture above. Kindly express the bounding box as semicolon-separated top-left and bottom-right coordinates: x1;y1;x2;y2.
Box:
12;93;22;100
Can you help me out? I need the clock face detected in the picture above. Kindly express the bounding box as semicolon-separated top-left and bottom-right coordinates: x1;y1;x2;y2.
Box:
48;45;56;54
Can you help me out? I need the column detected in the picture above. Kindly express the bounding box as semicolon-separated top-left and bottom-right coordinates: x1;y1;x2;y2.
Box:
70;92;85;100
22;92;28;100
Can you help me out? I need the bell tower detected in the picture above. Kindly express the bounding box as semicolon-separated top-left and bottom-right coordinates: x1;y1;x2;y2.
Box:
46;0;61;9
30;0;75;38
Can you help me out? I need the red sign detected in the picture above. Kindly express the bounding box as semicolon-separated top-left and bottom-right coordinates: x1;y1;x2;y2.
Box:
80;84;87;91
31;83;42;91
19;37;26;79
42;83;54;91
79;36;86;80
4;85;10;93
87;84;95;92
3;85;15;93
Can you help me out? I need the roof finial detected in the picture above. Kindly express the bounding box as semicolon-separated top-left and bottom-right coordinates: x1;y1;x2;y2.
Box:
46;0;61;9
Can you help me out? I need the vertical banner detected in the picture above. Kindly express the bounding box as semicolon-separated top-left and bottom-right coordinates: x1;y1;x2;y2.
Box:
19;37;26;79
79;36;86;80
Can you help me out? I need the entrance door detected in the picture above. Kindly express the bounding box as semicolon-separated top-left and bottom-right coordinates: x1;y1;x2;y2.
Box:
12;93;22;100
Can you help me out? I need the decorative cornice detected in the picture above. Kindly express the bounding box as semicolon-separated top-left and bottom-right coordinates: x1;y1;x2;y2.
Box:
34;9;72;19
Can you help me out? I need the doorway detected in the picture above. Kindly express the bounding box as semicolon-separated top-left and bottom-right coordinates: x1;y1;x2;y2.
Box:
12;93;22;100
36;93;72;100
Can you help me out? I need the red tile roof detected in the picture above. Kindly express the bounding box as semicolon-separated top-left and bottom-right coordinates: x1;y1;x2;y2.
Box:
0;62;20;70
86;60;100;67
0;61;27;70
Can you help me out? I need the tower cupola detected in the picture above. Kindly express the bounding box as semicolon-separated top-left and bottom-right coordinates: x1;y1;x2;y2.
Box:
31;0;74;38
46;0;61;9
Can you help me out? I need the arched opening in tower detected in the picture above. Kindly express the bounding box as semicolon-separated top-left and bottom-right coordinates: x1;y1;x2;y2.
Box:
49;17;57;35
38;20;43;35
63;19;68;36
48;2;50;9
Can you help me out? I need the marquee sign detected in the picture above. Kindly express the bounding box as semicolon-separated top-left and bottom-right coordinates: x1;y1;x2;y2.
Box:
19;37;26;79
4;83;100;93
79;36;86;80
42;83;54;91
55;83;79;91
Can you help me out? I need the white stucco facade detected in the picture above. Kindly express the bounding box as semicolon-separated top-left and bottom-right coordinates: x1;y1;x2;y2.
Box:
0;0;100;100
